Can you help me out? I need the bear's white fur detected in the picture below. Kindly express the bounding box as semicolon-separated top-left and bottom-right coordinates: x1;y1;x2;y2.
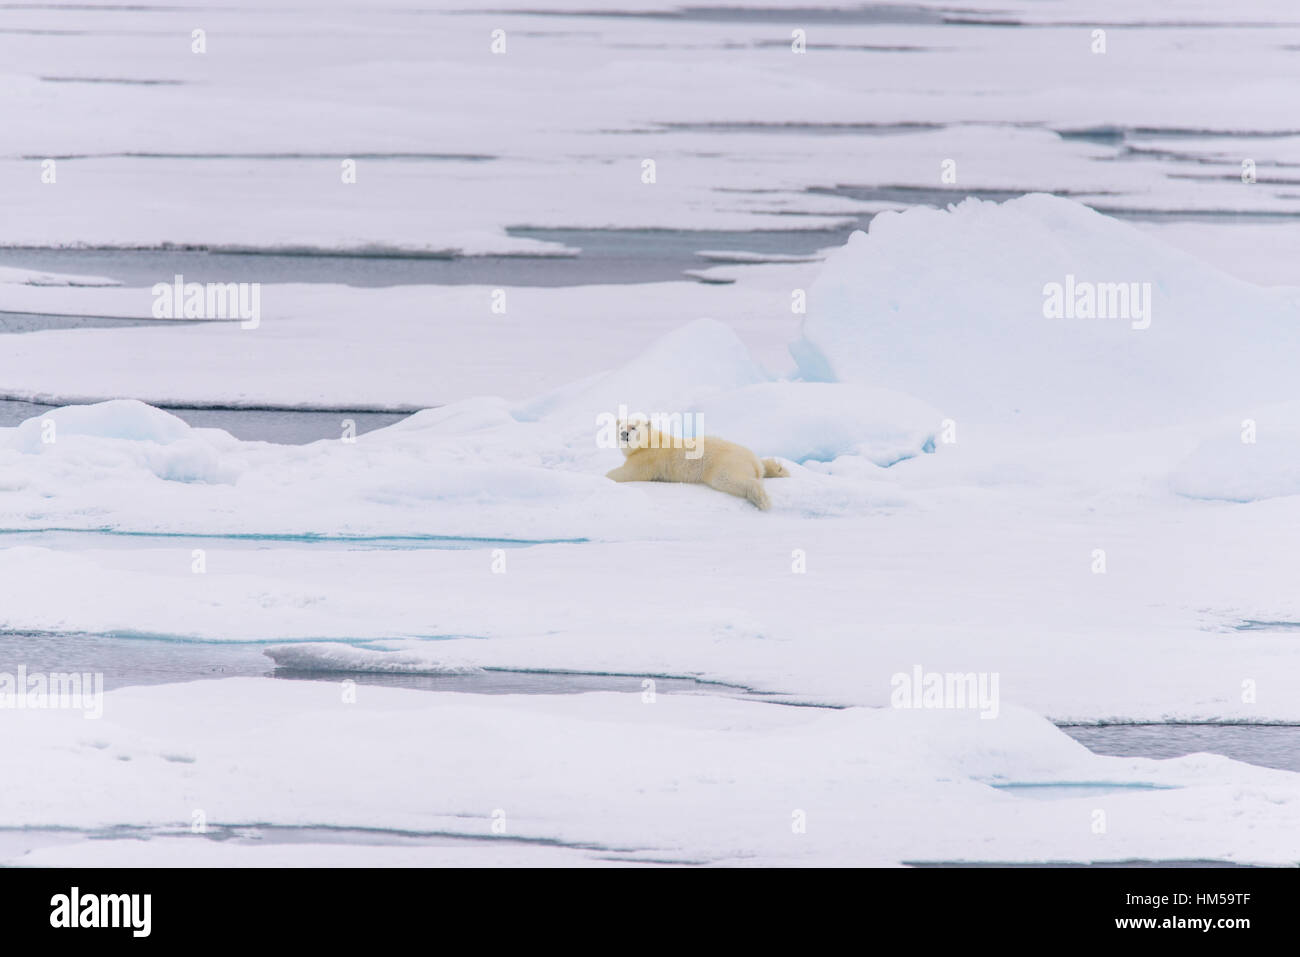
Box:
605;419;788;510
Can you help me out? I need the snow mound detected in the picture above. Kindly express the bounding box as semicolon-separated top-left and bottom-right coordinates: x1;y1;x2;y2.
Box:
514;317;768;425
2;400;239;484
4;399;195;451
691;382;941;467
0;318;940;532
792;194;1300;434
264;642;482;674
1170;427;1300;502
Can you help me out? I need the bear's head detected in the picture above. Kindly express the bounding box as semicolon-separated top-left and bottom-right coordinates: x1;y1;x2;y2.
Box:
616;416;652;455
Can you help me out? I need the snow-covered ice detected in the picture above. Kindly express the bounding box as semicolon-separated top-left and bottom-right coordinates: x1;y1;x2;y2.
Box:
5;679;1299;867
3;0;1300;868
3;199;1300;742
793;194;1300;434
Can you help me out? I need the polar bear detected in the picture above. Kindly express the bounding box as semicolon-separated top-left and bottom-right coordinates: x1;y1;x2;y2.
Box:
605;419;788;510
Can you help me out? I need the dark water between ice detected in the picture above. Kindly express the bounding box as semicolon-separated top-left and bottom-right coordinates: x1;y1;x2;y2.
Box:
0;231;842;289
0;631;746;697
0;397;409;443
5;630;1298;775
1062;724;1300;773
0;310;190;333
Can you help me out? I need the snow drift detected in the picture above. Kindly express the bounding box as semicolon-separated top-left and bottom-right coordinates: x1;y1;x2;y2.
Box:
2;399;240;485
512;317;769;425
1171;424;1300;502
793;194;1300;435
0;315;939;536
690;381;940;467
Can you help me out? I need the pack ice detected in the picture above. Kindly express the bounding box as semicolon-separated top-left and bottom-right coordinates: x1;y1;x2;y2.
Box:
4;196;1300;866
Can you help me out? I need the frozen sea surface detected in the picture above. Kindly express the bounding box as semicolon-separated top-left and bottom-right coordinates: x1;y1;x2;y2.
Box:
4;1;1300;279
4;0;1300;867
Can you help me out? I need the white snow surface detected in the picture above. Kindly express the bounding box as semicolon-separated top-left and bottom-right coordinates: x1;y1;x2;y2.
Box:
3;201;1300;739
4;0;1300;276
1170;417;1300;503
793;194;1300;434
4;679;1299;868
0;273;815;408
4;0;1300;866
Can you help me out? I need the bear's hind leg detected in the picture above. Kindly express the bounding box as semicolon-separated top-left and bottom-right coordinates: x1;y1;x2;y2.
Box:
708;472;771;510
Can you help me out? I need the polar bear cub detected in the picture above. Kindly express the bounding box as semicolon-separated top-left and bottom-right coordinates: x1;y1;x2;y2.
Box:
606;418;788;510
